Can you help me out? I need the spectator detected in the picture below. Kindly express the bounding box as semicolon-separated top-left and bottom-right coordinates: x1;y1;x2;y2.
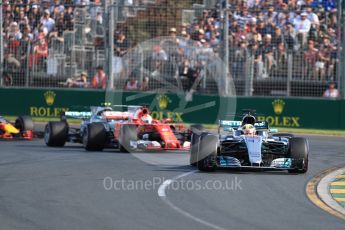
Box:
74;0;91;6
247;0;262;9
151;44;168;61
208;31;220;49
197;29;205;42
7;22;22;40
168;27;177;39
19;34;31;70
64;6;74;31
284;23;297;51
233;40;248;78
48;18;65;46
274;42;287;72
234;8;252;29
91;66;107;89
124;77;139;91
150;45;168;72
315;36;333;80
30;35;48;70
49;0;65;15
294;12;311;47
261;34;275;74
256;20;268;37
22;25;34;41
250;42;265;79
197;39;213;63
317;0;337;12
264;5;278;24
177;30;194;59
305;5;320;28
4;52;21;69
65;72;89;88
272;27;284;47
323;82;340;99
304;39;318;79
114;32;129;57
179;59;198;91
233;25;247;46
33;23;49;40
40;9;55;33
18;9;29;31
276;5;290;28
95;11;103;25
28;4;41;29
327;27;337;46
1;72;13;86
5;35;21;68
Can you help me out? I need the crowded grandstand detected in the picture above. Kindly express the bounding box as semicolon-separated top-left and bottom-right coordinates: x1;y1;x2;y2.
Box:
0;0;341;97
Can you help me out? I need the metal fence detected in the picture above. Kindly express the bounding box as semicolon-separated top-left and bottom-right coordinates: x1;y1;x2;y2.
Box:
1;0;344;99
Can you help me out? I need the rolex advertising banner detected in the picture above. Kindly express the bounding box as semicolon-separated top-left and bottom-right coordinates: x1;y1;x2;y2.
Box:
0;88;104;117
235;97;342;129
0;88;344;130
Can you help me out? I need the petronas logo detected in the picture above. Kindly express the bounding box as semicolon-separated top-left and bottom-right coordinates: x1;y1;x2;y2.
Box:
156;94;170;110
44;91;56;106
272;99;285;115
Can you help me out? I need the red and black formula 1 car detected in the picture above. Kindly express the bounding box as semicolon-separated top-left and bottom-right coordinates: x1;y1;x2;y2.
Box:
44;105;191;152
0;115;34;140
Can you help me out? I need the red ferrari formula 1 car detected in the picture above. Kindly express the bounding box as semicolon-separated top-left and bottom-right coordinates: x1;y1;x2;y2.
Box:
44;105;191;152
0;115;34;140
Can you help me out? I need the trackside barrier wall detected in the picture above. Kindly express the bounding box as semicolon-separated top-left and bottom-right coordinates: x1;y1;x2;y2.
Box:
0;88;344;130
341;100;345;129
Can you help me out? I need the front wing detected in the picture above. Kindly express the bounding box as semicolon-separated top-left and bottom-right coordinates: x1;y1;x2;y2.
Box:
130;140;190;151
216;156;295;171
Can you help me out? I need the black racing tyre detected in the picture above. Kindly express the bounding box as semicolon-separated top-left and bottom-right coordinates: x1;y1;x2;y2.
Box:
288;137;309;174
45;121;68;147
189;124;205;166
119;125;137;153
190;132;208;166
196;134;218;172
15;116;34;131
190;124;204;135
272;133;295;138
83;123;106;151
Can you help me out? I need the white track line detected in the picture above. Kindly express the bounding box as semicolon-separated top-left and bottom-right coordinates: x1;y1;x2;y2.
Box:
158;171;196;197
157;170;227;230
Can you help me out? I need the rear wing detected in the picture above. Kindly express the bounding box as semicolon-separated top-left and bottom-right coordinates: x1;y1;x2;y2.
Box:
102;111;130;120
254;121;269;130
62;111;92;120
219;120;242;132
219;120;270;132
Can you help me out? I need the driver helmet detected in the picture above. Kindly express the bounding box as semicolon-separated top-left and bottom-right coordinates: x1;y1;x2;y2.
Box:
242;124;256;135
141;114;153;124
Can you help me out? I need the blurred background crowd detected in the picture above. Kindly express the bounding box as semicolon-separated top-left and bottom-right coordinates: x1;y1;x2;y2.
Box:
0;0;341;98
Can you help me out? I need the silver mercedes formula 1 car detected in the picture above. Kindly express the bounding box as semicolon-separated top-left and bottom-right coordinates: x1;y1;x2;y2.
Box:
190;111;309;174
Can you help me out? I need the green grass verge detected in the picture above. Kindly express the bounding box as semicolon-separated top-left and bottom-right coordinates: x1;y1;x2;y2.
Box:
201;124;345;137
272;128;345;137
5;116;345;136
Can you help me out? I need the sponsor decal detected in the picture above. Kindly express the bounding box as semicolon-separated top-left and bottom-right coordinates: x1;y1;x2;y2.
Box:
257;99;300;127
44;91;56;106
150;94;183;122
272;99;285;115
156;94;171;110
30;91;69;117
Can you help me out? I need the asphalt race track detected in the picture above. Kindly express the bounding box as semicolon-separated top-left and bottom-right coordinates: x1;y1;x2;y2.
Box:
0;134;344;230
